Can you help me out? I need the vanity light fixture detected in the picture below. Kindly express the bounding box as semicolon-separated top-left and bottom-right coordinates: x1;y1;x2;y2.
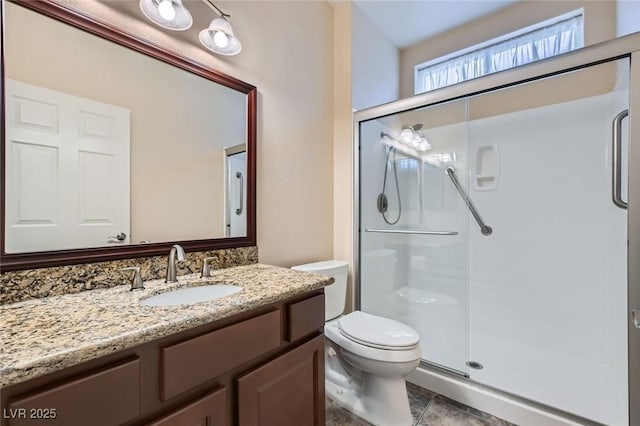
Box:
139;0;242;56
199;1;242;56
139;0;193;31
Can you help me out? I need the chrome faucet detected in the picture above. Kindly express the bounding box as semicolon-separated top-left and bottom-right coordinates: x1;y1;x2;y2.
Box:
166;244;186;283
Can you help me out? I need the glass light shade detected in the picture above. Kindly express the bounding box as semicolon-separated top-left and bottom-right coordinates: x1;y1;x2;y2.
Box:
199;17;242;56
139;0;193;31
213;31;229;48
157;0;175;20
399;128;414;144
417;141;432;152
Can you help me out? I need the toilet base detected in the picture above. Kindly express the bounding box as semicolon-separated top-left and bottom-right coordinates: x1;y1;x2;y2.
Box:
326;371;413;426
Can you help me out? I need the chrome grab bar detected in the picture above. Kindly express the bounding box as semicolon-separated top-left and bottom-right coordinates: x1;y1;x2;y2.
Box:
612;109;628;209
235;172;244;215
365;229;458;236
445;166;493;236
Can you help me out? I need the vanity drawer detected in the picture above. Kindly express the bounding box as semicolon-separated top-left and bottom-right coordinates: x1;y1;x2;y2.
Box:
160;309;281;401
148;387;226;426
286;293;325;342
7;358;140;426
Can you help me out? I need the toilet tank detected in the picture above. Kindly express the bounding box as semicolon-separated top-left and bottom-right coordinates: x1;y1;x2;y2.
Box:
291;260;348;321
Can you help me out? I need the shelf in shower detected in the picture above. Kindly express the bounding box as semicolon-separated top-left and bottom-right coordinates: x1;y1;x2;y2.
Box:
364;229;458;236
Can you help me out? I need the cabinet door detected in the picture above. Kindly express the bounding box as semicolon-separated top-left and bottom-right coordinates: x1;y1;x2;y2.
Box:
237;335;324;426
148;388;226;426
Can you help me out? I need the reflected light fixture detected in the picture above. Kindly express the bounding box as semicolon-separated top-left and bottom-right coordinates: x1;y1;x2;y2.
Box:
380;124;457;167
199;2;242;56
139;0;193;31
139;0;242;56
398;124;432;152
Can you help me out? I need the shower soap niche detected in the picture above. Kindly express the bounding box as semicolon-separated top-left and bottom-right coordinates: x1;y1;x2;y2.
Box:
474;145;499;191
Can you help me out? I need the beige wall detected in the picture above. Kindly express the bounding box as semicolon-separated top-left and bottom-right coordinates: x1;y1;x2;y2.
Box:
617;0;640;37
16;0;335;266
351;2;399;110
5;2;246;244
399;0;617;98
331;1;354;311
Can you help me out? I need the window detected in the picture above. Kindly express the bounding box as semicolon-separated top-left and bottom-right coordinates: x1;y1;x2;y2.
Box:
414;11;584;94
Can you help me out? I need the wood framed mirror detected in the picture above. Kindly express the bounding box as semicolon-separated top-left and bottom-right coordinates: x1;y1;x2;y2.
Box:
0;0;257;271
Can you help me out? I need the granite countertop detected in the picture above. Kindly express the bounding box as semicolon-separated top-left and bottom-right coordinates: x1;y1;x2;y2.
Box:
0;263;333;388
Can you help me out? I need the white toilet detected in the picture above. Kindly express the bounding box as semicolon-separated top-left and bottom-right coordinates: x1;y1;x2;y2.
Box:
292;260;421;426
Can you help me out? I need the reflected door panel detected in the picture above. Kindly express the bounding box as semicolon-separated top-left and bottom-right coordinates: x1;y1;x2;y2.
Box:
226;151;247;238
5;79;130;252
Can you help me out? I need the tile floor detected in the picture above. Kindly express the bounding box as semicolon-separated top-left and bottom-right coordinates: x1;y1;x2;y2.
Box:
326;382;516;426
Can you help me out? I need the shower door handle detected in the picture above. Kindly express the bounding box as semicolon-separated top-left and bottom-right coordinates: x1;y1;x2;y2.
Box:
612;109;628;209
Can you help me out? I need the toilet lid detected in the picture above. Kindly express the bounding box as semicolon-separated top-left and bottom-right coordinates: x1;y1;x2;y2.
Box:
337;311;419;349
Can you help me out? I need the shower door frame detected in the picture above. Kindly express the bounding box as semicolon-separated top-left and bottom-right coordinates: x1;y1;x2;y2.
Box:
353;32;640;425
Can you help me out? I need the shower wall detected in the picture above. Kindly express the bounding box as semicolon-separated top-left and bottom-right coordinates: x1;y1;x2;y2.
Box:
358;57;630;425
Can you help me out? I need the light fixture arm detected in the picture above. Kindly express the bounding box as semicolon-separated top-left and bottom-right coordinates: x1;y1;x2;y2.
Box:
203;0;231;18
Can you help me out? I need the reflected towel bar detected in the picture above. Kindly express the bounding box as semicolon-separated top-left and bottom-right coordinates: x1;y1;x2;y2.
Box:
364;229;458;236
446;166;493;236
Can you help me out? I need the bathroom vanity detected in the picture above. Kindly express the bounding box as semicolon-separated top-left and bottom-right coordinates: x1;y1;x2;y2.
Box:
0;265;330;425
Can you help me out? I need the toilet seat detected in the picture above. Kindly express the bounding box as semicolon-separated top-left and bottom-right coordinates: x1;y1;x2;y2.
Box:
338;311;419;350
324;313;421;364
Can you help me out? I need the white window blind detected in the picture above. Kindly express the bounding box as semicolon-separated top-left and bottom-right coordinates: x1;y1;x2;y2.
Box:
414;12;584;94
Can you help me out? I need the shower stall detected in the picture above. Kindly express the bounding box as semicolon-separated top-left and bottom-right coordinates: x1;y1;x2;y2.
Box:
354;34;640;426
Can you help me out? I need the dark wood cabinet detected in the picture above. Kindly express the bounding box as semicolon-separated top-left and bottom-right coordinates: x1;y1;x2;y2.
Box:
0;290;325;426
286;293;325;342
160;309;281;401
237;335;325;426
148;388;226;426
6;358;141;426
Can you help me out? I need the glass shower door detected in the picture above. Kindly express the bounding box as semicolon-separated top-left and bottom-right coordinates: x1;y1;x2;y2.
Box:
466;58;629;425
359;99;470;374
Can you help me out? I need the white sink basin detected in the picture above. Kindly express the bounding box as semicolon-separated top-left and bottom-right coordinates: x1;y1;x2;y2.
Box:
141;285;242;307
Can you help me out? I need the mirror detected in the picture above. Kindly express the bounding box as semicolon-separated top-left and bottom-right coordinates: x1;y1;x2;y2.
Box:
1;0;257;271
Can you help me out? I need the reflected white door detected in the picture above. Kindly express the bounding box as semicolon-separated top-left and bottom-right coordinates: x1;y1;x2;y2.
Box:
5;80;130;252
226;151;246;237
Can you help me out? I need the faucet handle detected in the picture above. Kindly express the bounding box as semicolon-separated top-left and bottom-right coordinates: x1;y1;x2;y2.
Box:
120;266;145;291
201;257;217;278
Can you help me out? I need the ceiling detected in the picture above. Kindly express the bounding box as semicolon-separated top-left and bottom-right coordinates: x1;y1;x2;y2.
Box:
353;0;521;49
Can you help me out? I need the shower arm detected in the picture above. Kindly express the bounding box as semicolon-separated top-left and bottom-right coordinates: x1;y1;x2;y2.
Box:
446;166;493;236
